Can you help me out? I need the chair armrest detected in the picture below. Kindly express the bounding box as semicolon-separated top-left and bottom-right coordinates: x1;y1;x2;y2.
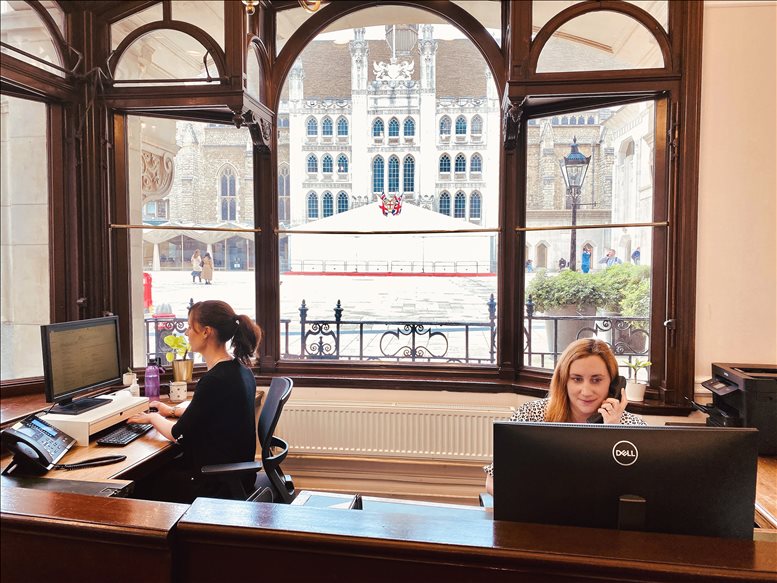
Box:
478;493;493;509
201;461;262;476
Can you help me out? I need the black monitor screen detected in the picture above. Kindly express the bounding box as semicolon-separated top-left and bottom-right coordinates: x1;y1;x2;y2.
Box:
493;422;759;539
41;317;122;415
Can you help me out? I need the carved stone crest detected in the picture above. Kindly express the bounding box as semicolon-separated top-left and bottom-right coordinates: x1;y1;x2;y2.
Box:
141;150;174;197
373;58;414;81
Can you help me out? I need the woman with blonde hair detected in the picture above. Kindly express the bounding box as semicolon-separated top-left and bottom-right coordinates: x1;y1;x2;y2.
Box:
484;338;645;494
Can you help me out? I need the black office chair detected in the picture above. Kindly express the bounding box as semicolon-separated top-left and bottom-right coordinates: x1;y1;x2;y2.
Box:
201;376;296;503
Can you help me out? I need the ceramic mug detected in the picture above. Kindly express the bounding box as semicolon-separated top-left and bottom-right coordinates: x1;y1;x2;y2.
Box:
123;372;137;386
169;381;188;403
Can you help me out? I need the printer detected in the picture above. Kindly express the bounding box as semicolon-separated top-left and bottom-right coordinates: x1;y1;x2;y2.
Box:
699;363;776;455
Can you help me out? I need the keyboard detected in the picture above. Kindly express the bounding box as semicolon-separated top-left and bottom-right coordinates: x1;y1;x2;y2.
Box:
96;423;153;446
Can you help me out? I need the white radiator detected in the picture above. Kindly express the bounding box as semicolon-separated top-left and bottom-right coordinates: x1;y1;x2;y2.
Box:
276;401;515;461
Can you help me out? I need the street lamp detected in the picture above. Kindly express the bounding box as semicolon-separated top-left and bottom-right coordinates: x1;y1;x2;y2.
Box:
558;137;591;271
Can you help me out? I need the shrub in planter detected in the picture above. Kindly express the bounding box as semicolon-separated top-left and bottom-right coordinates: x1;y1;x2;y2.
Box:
526;269;607;353
592;263;650;314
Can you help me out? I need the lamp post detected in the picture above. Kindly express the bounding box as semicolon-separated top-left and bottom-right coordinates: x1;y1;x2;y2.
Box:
558;137;591;271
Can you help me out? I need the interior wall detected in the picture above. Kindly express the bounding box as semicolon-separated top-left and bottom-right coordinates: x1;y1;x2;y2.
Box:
695;1;777;389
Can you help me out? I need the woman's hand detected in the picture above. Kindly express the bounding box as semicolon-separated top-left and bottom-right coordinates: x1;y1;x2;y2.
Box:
149;401;175;417
599;388;628;424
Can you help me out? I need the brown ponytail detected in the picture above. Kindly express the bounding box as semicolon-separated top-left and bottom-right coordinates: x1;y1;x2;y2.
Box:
189;300;263;365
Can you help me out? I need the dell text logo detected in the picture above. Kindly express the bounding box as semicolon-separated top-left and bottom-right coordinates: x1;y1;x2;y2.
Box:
612;440;639;466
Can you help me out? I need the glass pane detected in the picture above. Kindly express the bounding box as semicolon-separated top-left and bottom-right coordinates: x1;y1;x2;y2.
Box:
114;29;218;84
452;0;501;45
1;2;64;77
537;11;664;72
127;116;255;367
276;4;321;56
526;101;656;229
40;1;65;38
278;7;500;365
532;1;667;36
523;227;653;374
111;3;164;51
0;96;50;380
245;46;262;101
171;0;225;50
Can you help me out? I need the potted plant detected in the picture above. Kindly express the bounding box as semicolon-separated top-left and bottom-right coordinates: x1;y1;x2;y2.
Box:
526;269;606;353
164;333;193;382
625;358;651;402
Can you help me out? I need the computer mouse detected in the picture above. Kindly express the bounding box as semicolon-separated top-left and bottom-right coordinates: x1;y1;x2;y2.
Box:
148;407;158;413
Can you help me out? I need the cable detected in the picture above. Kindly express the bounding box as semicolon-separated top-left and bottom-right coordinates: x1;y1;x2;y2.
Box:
52;455;127;470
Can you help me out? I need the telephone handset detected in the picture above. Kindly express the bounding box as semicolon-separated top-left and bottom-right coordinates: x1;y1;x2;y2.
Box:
1;414;126;476
586;375;626;424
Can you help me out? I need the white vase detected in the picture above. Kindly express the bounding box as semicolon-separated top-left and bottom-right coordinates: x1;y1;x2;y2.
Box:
123;372;137;386
625;380;647;402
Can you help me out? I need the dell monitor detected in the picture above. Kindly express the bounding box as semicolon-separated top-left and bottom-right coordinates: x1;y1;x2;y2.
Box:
41;316;122;415
493;422;759;539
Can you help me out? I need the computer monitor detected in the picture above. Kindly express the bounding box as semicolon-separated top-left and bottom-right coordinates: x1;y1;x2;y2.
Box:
41;316;122;415
493;422;759;539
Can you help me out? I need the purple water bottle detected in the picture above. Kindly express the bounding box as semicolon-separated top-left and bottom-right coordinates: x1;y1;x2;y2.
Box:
144;357;161;400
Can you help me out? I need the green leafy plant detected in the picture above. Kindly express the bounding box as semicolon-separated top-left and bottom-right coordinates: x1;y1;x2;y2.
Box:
126;366;134;374
526;268;606;313
163;333;190;363
592;263;650;313
626;358;652;380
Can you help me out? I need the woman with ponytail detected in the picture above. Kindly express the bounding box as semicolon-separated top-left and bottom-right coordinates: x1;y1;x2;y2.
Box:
130;300;262;503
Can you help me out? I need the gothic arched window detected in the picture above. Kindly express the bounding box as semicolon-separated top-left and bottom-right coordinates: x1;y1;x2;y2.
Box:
322;117;333;136
372;156;384;193
471;115;483;135
471;153;483;174
220;166;237;221
455;116;467;135
454;191;466;218
439;116;451;136
439;192;451;215
404;117;415;137
307;192;318;219
439;154;451;174
470;191;482;220
322;191;334;217
337;154;348;173
403;156;415;192
322;154;333;174
337;191;349;213
372;118;384;137
306;154;318;173
278;163;290;224
306;117;318;136
388;117;400;137
388;156;400;192
455;153;466;173
337;117;349;136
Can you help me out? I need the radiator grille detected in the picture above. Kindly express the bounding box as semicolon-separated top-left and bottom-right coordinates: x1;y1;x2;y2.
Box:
276;402;514;461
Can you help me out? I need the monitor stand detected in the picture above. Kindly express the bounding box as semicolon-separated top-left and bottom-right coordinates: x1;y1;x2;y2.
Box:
618;494;646;531
49;397;111;415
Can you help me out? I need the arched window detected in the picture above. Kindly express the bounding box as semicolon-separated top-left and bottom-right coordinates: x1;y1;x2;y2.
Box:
337;154;348;173
455;116;467;135
307;154;318;173
322;154;333;174
388;156;400;192
372;118;384;137
322;191;334;217
439;192;451;216
337;117;349;136
471;153;483;174
578;116;585;125
454;153;466;173
587;115;595;124
307;117;318;136
471;115;483;135
372;157;384;193
307;192;319;219
561;116;569;124
552;116;560;125
403;156;415;192
570;116;577;125
454;191;466;218
388;118;400;137
322;117;333;136
404;117;415;137
470;192;482;220
278;164;290;224
220;166;237;221
337;191;349;213
439;154;451;174
439;116;451;136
